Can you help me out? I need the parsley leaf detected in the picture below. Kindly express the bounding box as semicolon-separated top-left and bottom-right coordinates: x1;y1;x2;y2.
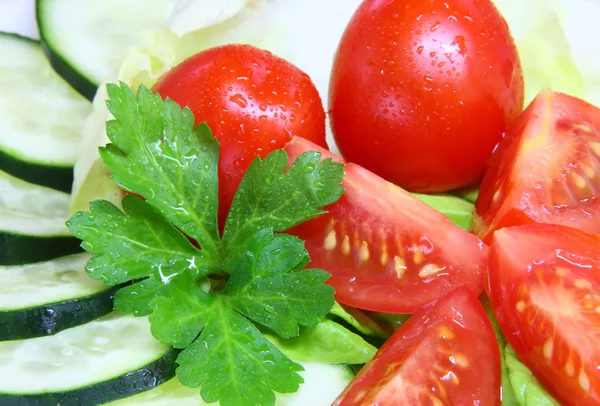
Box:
113;274;168;316
67;82;345;406
150;272;304;406
223;229;334;339
101;83;221;261
222;149;344;258
68;195;210;285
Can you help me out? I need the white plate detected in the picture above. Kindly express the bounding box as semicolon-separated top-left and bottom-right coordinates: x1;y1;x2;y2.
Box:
0;0;39;39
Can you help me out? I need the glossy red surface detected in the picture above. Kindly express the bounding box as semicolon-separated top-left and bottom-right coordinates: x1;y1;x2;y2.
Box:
489;224;600;405
286;138;488;314
329;0;523;192
474;90;600;243
153;44;328;227
333;287;501;405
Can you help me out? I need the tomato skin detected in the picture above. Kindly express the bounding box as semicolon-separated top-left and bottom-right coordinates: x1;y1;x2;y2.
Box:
284;136;344;165
489;224;600;405
334;287;501;405
475;90;600;243
329;0;523;193
153;44;327;227
285;138;488;314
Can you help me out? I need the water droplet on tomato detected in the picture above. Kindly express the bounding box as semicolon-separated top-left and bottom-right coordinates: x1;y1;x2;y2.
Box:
452;35;467;56
229;93;248;108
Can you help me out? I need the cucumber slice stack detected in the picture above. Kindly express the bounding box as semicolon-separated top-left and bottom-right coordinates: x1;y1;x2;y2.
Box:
0;31;180;403
0;5;355;404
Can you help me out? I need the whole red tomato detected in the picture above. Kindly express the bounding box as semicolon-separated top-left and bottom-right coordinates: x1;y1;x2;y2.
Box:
329;0;524;193
153;44;327;227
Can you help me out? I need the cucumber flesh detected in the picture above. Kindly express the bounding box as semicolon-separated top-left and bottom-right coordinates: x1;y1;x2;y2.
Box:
0;170;81;265
107;362;353;406
0;33;90;192
0;253;117;340
0;314;176;405
36;0;176;100
0;254;103;311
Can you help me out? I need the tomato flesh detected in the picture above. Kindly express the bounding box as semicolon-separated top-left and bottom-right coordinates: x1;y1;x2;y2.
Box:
329;0;523;193
488;224;600;405
286;138;488;314
334;287;501;405
152;44;327;228
475;90;600;243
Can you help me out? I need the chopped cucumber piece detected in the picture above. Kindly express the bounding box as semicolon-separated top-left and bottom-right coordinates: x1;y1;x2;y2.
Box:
0;33;90;192
107;362;353;406
0;253;116;340
0;314;176;405
37;0;176;99
0;170;81;265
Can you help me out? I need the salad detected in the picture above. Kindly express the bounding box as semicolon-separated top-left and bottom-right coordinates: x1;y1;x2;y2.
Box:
1;0;599;405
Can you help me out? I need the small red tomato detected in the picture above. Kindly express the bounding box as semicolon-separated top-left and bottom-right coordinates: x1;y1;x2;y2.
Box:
153;44;327;227
329;0;524;193
474;90;600;243
333;287;501;405
489;224;600;405
285;137;488;314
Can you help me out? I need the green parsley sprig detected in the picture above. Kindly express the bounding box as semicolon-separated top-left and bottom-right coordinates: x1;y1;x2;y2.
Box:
67;82;345;406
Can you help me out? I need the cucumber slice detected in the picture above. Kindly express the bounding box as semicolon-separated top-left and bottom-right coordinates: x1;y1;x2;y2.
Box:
0;314;177;405
0;33;90;192
0;170;81;265
107;362;354;405
36;0;176;100
0;253;117;340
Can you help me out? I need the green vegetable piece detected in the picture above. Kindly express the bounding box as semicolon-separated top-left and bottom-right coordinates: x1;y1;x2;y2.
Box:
518;10;585;106
453;187;479;204
67;195;209;285
481;295;518;406
101;83;221;260
266;318;377;365
151;272;304;406
329;302;389;339
505;345;560;406
366;312;412;334
222;149;344;256
223;229;334;339
113;274;168;316
412;192;474;231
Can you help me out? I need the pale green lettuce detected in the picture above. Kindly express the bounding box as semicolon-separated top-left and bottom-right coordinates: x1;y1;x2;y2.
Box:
495;0;600;107
505;345;561;406
412;193;474;231
265;319;377;365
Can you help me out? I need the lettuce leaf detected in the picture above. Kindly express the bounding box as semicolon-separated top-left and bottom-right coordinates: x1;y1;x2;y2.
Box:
494;0;600;107
505;345;560;406
412;193;474;231
265;319;377;365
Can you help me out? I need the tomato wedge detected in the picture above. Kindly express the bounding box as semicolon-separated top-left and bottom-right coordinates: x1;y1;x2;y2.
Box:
488;224;600;405
474;90;600;243
333;287;501;405
285;138;487;314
